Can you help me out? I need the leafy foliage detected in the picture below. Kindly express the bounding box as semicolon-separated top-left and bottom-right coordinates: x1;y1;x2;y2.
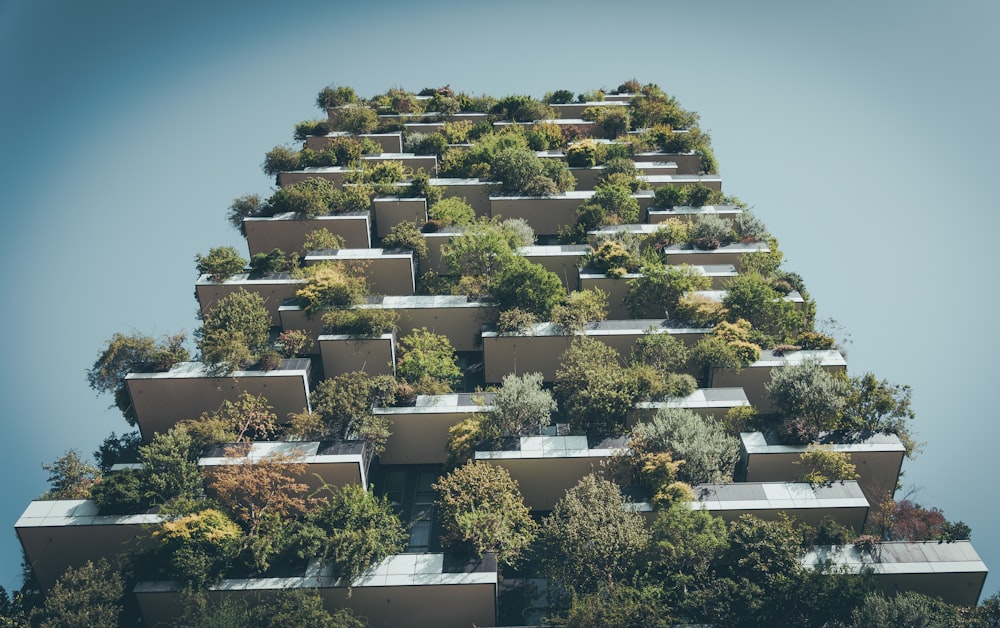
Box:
28;560;123;628
539;474;649;594
434;462;537;566
291;484;406;585
154;508;242;588
551;288;609;333
491;256;565;319
40;450;99;500
295;263;368;315
488;372;556;438
87;331;189;425
632;407;740;484
196;289;271;372
397;328;462;391
195;246;247;281
795;444;859;486
625;263;710;318
554;337;638;438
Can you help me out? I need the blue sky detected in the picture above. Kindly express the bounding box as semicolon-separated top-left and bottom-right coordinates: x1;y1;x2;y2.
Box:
1;0;997;599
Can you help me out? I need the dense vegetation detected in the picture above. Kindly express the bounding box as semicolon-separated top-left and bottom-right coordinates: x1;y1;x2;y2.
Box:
5;80;988;626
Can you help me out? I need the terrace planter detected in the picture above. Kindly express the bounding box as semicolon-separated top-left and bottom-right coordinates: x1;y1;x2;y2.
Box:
475;435;626;510
663;240;770;271
482;320;709;383
125;359;312;441
739;431;905;509
360;295;490;353
646;204;742;225
196;272;303;326
244;211;373;256
374;393;494;465
306;130;403;153
710;349;846;412
200;440;371;492
319;332;396;378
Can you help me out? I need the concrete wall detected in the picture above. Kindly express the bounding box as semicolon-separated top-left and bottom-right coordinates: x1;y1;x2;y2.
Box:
365;296;490;353
319;333;396;378
245;212;372;256
126;361;311;441
372;197;427;238
196;274;303;326
490;193;589;236
304;249;416;296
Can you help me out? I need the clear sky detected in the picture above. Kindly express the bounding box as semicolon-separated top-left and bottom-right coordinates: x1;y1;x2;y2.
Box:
1;0;997;600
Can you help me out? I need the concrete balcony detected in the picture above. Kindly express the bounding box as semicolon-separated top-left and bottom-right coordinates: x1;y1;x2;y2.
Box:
739;431;905;509
244;211;373;256
628;387;751;427
305;131;403;153
689;481;869;531
199;440;370;492
482;320;710;383
125;359;312;441
195;272;302;326
475;435;627;511
135;552;497;628
710;349;847;412
647;204;743;225
519;244;591;291
802;541;988;607
304;248;416;296
16;499;158;590
372;196;427;238
318;332;396;378
374;393;494;465
662;241;770;270
359;295;491;353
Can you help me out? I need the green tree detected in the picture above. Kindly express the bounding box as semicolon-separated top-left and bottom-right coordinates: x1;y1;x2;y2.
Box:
631;329;689;372
330;104;378;134
551;288;609;334
488;371;557;438
296;263;369;315
625;264;710;319
723;272;804;341
310;371;396;454
153;508;243;588
87;331;189;425
795;444;859;486
381;220;428;261
397;328;462;392
138;425;203;507
850;591;964;627
434;461;537;567
428;196;476;227
647;500;728;588
631;407;740;484
554;337;638;438
842;372;915;435
40;450;99;500
90;467;151;515
196;288;271;371
195;246;247;281
316;84;358;109
266;177;342;218
765;359;849;431
227;193;264;235
291;484;406;585
28;560;123;628
490;256;564;319
539;474;649;594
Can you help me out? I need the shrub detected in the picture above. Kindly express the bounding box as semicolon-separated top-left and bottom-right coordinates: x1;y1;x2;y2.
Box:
632;407;740;484
434;462;537;566
404;131;448;156
795;444;859;486
625;263;710;318
316;85;358;109
544;89;575;104
330;104;378;134
196;289;271;371
491;145;548;194
444;415;486;469
674;293;728;327
296;263;368;315
397;328;462;390
428;196;476;227
321;307;398;336
381;221;428;261
490;256;564;319
490;95;553;122
723;272;806;341
266;177;341;218
766;359;849;429
554;336;638;438
589;183;640;224
496;307;537;335
262;145;301;178
632;329;689;372
154;508;242;588
91;467;152;515
249;248;294;276
195;246;247;281
539;474;649;593
274;330;313;357
688;214;734;247
566;139;602;168
302;228;345;253
796;330;836;350
488;372;556;438
551;288;609;333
